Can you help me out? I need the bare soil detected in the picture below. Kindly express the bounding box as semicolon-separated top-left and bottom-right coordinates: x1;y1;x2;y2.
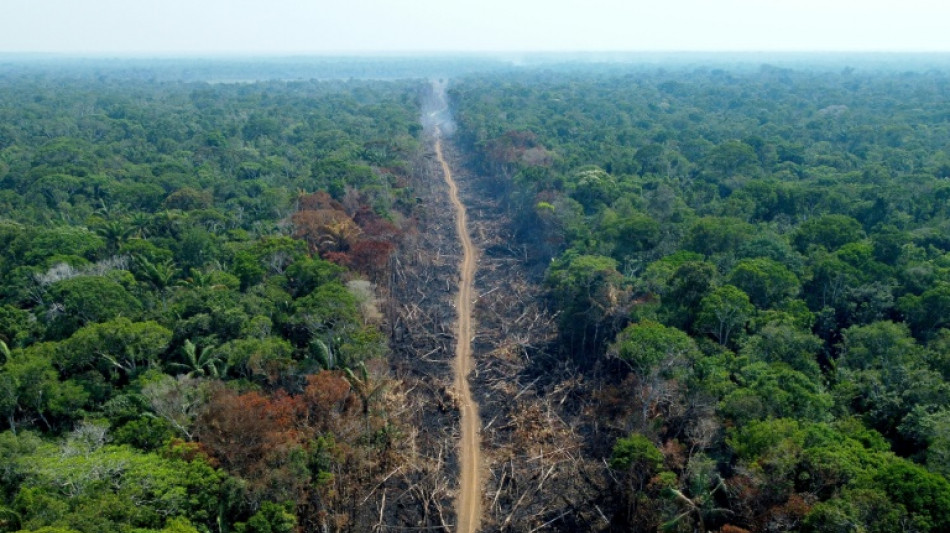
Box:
435;128;483;533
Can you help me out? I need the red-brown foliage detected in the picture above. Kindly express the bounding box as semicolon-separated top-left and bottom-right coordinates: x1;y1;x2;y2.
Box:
298;190;344;212
349;240;395;281
292;209;361;255
195;374;361;505
321;250;350;266
301;371;354;431
726;473;764;524
360;217;401;242
661;439;688;472
721;525;752;533
196;387;304;479
762;494;811;531
163;438;219;467
197;373;357;475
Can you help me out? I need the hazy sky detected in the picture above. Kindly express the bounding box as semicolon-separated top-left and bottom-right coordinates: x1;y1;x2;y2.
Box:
2;0;949;54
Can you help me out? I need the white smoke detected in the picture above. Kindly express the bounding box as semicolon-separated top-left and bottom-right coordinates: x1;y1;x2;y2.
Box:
421;79;456;137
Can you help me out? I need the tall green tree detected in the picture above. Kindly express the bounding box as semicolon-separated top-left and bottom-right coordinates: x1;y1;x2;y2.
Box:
696;285;755;346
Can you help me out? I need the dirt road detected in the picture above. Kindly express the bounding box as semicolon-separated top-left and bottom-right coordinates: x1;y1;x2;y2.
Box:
433;124;483;532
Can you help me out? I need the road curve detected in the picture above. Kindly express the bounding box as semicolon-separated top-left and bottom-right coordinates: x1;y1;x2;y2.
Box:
434;125;482;533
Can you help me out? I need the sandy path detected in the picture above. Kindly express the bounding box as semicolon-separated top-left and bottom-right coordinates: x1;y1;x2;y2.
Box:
434;125;482;533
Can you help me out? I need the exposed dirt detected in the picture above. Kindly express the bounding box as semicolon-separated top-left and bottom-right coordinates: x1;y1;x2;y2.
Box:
435;127;483;533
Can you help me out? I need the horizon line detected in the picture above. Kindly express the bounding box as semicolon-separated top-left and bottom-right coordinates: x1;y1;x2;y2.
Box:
4;50;950;58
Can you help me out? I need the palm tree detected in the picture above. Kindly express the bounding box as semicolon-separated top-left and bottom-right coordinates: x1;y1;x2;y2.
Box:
178;268;226;289
136;256;179;310
661;471;731;532
96;219;134;253
310;338;335;370
169;340;227;378
137;256;179;289
128;212;152;238
343;362;387;419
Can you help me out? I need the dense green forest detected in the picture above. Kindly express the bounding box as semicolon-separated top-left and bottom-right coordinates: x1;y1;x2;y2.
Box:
450;66;950;531
5;58;950;533
0;72;423;532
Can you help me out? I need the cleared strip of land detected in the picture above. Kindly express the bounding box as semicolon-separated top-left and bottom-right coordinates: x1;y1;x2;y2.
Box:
434;125;482;533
